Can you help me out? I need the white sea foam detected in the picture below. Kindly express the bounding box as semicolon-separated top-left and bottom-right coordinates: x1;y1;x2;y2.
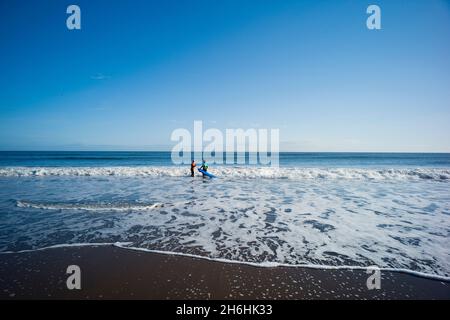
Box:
0;166;449;181
16;200;162;211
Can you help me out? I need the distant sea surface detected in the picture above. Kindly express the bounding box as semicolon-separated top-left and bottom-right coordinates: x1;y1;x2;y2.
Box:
0;151;449;280
0;151;449;168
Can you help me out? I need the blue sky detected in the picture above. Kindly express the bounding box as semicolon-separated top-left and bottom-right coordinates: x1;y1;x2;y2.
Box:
1;0;449;151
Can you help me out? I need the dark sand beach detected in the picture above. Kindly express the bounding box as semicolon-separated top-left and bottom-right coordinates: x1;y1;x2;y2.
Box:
0;245;449;300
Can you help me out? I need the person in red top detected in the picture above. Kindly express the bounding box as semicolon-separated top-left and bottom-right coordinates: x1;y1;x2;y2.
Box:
190;160;196;177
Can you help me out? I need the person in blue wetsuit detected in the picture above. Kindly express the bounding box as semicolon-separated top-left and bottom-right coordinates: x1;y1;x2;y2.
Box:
199;160;209;176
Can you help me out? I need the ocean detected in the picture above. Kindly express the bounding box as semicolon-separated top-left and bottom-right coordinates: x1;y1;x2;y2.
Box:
0;151;449;280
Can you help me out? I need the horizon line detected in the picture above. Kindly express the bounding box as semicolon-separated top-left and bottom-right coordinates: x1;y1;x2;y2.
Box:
0;150;450;154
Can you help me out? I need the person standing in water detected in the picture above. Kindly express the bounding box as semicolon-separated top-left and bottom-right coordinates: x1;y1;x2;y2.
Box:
199;160;209;176
190;160;197;177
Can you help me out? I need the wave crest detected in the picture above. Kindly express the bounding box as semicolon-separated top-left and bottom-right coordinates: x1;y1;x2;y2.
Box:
16;200;162;211
0;166;449;181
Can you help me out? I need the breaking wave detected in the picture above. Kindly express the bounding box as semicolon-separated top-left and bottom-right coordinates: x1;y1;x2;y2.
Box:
0;166;449;181
16;200;162;211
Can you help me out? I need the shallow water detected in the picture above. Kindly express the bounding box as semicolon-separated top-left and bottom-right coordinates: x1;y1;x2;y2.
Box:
0;172;449;279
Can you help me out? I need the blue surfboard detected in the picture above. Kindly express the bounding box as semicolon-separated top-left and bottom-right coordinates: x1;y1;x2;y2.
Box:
198;168;216;178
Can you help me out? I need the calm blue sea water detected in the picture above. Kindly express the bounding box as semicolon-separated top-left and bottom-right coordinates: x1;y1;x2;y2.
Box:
0;151;449;168
0;151;449;280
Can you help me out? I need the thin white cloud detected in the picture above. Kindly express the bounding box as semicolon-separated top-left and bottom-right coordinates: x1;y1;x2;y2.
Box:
90;73;110;80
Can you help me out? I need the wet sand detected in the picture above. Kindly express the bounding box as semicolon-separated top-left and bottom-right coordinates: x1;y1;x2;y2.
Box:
0;245;449;299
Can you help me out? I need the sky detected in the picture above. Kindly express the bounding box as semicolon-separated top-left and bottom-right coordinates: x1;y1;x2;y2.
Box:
0;0;449;152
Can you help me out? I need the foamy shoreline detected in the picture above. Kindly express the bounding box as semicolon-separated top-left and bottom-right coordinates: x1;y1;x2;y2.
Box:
1;245;449;299
1;242;449;282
